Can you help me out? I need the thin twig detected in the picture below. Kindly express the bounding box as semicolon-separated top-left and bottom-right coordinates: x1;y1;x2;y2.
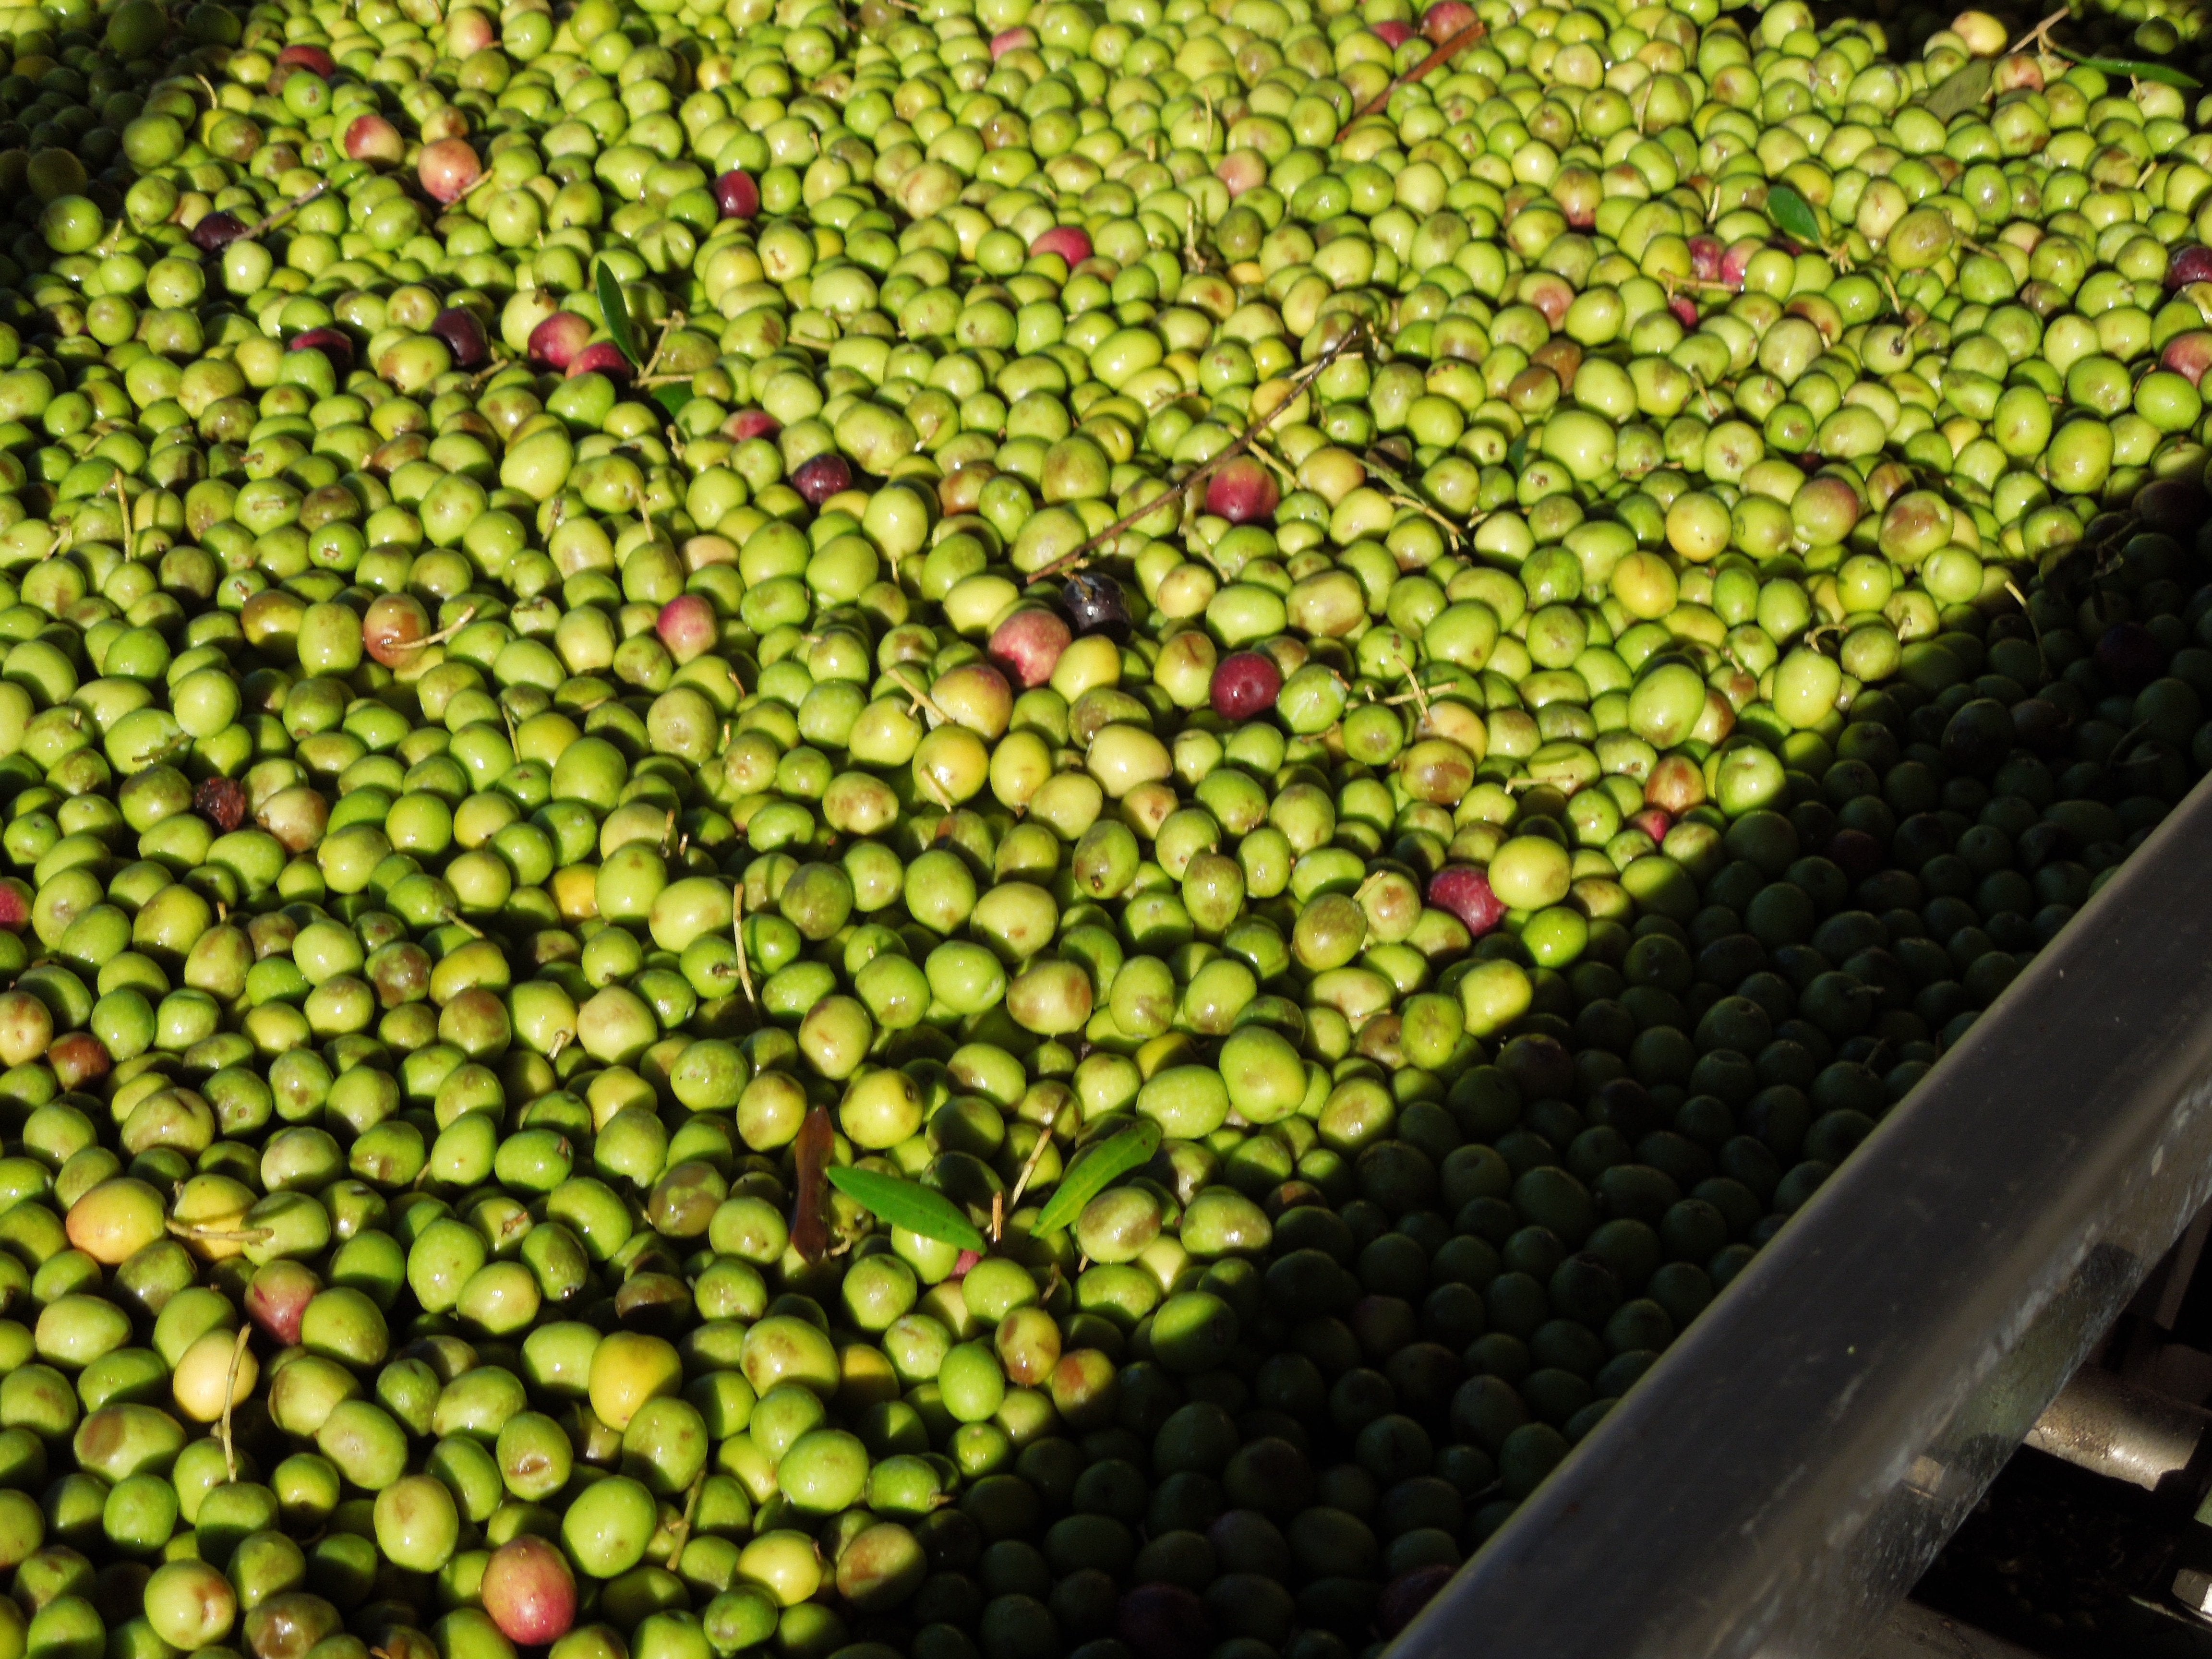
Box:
1335;20;1488;141
1025;324;1370;585
2007;7;2067;54
200;182;329;265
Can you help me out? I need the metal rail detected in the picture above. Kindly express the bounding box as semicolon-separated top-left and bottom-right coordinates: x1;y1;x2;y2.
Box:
1866;1603;2044;1659
1391;774;2212;1659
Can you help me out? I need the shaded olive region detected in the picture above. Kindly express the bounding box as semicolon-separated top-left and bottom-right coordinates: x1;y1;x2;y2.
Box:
0;1;2210;1659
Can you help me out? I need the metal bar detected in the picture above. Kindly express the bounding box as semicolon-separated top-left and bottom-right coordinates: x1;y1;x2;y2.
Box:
1863;1602;2046;1659
1389;774;2212;1659
2025;1366;2212;1490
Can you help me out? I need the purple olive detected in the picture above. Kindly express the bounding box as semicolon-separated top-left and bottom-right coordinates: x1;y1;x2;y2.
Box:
288;327;353;373
715;169;761;219
430;306;488;370
1062;572;1130;640
792;453;852;504
190;211;250;252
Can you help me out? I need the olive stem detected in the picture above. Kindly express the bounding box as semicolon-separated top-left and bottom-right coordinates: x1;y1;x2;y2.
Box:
1400;668;1432;724
664;1473;705;1568
2107;717;2156;764
730;886;756;1005
1027;321;1369;585
634;311;689;385
403;604;481;653
1368;468;1465;545
1377;680;1458;707
1247;442;1298;491
890;664;956;727
1003;1121;1060;1225
219;1322;252;1483
167;1220;275;1243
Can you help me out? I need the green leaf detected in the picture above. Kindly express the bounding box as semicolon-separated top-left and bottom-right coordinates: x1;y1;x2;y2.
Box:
595;259;638;366
652;385;689;421
1918;57;1995;121
1033;1120;1164;1237
1764;184;1822;248
826;1166;986;1252
2055;49;2201;89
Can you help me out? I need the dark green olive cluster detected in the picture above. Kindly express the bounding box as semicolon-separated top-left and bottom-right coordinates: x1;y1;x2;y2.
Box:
0;1;2200;1659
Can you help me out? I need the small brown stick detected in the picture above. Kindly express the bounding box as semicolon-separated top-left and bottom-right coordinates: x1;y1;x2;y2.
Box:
200;182;330;264
792;1104;834;1262
219;1323;252;1482
990;1190;1006;1247
1026;324;1370;585
1335;21;1489;141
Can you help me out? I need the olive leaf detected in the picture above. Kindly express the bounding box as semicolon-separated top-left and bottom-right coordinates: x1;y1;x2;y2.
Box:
1764;185;1822;249
1917;57;1995;121
2056;49;2201;90
827;1166;987;1252
1033;1120;1164;1237
595;258;638;365
652;385;689;421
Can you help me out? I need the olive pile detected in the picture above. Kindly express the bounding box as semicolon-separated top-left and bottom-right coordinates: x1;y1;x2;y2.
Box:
0;0;2197;1657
